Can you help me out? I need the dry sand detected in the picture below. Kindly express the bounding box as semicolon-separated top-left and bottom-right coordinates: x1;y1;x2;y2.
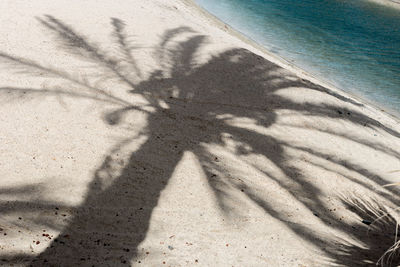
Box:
0;0;400;266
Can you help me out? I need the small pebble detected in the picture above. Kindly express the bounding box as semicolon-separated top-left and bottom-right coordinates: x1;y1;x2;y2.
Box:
362;219;372;225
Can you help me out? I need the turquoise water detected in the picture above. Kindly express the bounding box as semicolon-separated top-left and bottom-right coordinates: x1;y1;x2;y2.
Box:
196;0;400;114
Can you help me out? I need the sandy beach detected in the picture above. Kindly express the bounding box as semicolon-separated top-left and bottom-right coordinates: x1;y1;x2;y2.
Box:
1;0;400;266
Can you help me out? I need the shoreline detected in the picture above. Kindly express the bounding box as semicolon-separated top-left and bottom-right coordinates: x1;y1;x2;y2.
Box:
184;0;400;124
367;0;400;9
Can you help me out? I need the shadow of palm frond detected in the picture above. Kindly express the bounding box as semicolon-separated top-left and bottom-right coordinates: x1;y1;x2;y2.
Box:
0;15;399;266
334;194;400;266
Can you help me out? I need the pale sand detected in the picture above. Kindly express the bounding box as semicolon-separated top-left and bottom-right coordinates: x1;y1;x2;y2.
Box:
365;0;400;10
0;0;400;266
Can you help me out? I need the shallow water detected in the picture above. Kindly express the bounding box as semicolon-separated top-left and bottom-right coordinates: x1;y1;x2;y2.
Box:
196;0;400;114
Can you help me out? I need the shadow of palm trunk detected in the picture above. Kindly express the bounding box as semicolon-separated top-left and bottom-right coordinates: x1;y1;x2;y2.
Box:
31;127;184;266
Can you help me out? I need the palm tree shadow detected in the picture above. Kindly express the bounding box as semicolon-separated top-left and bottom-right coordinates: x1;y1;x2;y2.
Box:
28;22;288;266
1;15;400;266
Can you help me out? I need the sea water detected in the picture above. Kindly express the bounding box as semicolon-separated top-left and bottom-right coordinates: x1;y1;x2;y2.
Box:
195;0;400;115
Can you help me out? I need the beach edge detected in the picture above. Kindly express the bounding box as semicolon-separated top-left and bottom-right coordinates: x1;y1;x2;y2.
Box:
182;0;400;124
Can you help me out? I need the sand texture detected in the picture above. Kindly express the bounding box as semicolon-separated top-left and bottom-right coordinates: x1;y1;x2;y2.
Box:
1;0;400;266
